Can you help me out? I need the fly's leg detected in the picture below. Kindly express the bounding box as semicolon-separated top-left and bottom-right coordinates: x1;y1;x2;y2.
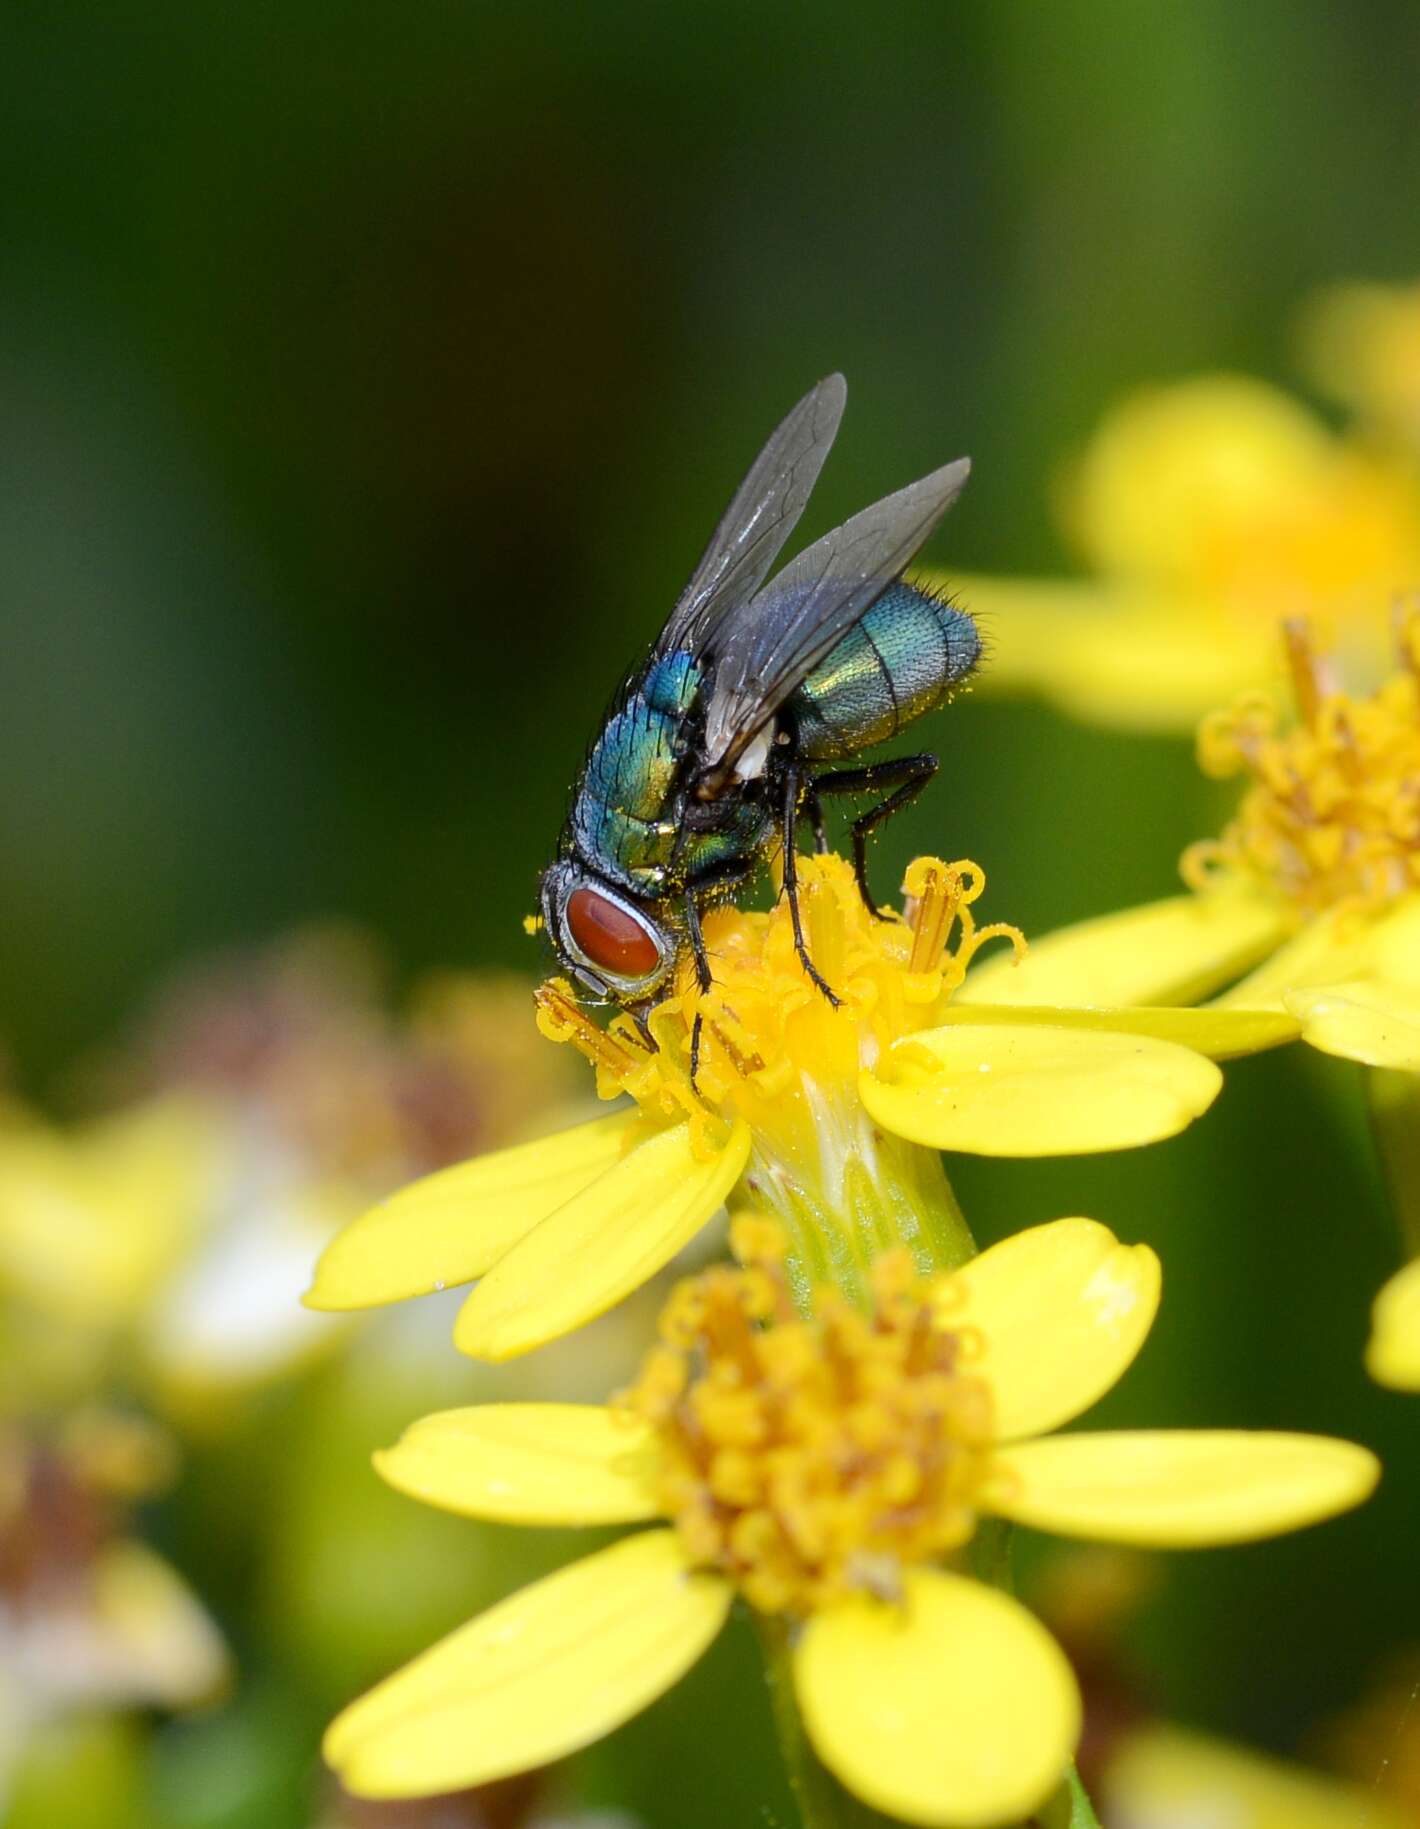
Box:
682;889;713;1086
627;1001;659;1051
683;856;755;1087
782;763;842;1007
809;753;938;919
804;786;829;853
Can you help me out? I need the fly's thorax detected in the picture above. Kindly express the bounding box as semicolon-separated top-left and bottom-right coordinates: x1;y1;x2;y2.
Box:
569;653;706;887
788;581;981;761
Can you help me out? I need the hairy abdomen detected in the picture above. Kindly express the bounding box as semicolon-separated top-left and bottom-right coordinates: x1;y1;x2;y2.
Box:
787;582;979;761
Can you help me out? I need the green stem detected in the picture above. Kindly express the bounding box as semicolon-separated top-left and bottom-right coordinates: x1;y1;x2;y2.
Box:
1368;1067;1420;1258
755;1615;903;1829
1036;1766;1106;1829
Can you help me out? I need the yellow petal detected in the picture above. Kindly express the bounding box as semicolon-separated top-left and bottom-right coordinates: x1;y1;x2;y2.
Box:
303;1111;635;1311
455;1120;750;1362
949;576;1279;732
0;1097;222;1326
1366;1257;1420;1390
1286;979;1420;1070
1366;895;1420;984
373;1404;662;1525
326;1530;729;1797
1105;1724;1412;1829
794;1569;1079;1828
87;1539;230;1708
861;1023;1221;1157
951;1218;1160;1441
958;893;1288;1010
937;1000;1298;1061
990;1431;1379;1545
1214;910;1384;1012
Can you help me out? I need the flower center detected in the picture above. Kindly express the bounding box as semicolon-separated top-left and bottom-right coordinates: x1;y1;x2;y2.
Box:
1181;609;1420;916
535;855;1022;1286
618;1219;994;1617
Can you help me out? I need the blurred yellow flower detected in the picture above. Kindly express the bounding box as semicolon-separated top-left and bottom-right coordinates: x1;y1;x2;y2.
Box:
0;1410;227;1801
323;1217;1375;1828
0;939;578;1415
1302;278;1420;449
962;612;1420;1069
1104;1724;1410;1829
952;370;1420;730
306;855;1256;1362
1366;1257;1420;1391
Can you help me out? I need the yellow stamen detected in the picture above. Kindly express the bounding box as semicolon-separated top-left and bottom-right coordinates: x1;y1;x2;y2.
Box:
618;1221;994;1616
1182;610;1420;916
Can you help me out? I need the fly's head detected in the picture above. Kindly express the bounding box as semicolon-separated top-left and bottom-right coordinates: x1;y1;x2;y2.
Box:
539;860;677;1006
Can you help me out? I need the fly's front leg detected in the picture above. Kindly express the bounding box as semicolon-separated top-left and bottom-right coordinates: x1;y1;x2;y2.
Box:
683;854;755;1086
810;753;938;919
781;762;841;1007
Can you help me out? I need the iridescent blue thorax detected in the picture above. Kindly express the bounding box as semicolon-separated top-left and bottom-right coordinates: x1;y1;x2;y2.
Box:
569;649;768;895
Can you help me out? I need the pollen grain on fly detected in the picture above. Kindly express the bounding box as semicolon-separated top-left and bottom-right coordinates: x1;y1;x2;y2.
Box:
616;1217;994;1616
1182;605;1420;915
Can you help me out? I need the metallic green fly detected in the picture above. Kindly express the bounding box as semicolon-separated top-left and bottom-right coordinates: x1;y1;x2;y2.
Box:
539;375;978;1069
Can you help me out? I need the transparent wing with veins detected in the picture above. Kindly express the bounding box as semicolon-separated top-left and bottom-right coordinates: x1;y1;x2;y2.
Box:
655;373;847;659
700;455;972;775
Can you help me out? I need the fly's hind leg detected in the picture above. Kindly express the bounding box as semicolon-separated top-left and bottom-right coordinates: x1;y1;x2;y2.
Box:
781;763;842;1007
809;752;938;920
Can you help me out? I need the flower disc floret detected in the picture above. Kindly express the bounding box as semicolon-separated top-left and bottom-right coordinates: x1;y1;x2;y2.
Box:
1183;611;1420;916
536;853;1021;1164
619;1221;993;1615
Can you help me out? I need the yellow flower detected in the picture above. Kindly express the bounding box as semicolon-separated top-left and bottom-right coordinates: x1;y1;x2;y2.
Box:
323;1218;1376;1829
306;855;1250;1363
960;613;1420;1072
959;615;1420;1396
0;941;575;1415
0;1410;228;1787
1366;1256;1420;1391
1301;277;1420;449
1104;1725;1411;1829
952;372;1420;731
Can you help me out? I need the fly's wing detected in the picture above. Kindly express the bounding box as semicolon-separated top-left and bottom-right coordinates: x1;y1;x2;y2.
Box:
701;455;971;770
655;373;847;658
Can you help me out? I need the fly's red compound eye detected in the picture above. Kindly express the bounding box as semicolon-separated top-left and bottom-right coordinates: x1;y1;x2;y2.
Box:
565;886;661;980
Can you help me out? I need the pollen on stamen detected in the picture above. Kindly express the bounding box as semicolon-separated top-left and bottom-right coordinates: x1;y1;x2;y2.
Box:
1181;608;1420;916
616;1218;996;1617
532;978;644;1078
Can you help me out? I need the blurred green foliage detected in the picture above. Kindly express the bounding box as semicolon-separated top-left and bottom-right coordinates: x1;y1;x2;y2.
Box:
4;3;1420;1825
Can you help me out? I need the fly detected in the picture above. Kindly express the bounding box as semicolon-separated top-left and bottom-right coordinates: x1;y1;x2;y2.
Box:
539;374;979;1072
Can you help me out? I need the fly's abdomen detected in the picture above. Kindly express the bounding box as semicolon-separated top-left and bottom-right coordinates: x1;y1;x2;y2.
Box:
787;582;980;761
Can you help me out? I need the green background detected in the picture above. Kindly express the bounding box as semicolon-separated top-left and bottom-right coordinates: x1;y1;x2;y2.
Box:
3;4;1418;1824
